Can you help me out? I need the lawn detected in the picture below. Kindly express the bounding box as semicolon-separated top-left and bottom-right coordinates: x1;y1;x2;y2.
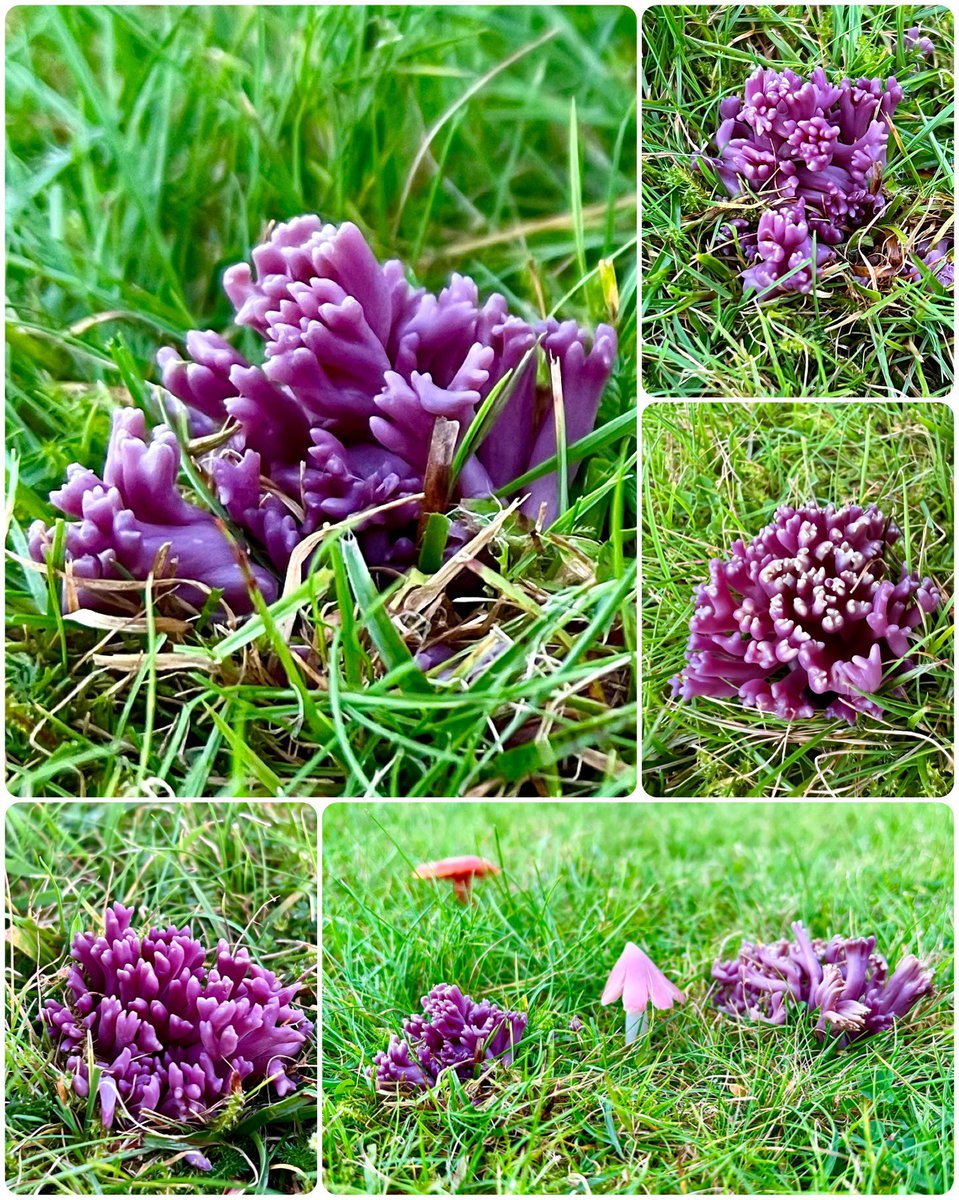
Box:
641;3;955;397
4;800;317;1194
642;401;954;798
5;5;637;799
321;800;953;1194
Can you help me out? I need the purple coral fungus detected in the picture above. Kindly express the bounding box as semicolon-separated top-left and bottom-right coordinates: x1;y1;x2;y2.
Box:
28;409;278;613
42;902;312;1133
669;502;939;724
712;921;933;1044
372;982;526;1092
698;63;957;297
30;219;616;614
903;26;935;58
740;199;835;296
906;236;956;287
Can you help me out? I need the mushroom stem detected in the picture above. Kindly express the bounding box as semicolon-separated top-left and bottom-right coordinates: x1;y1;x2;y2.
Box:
625;1009;648;1045
452;878;472;903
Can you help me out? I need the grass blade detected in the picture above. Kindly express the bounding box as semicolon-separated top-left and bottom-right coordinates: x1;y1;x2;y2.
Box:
340;535;431;693
497;408;636;496
569;96;587;282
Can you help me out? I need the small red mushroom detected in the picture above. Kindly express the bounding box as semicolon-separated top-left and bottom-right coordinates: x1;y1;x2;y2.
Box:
412;855;500;903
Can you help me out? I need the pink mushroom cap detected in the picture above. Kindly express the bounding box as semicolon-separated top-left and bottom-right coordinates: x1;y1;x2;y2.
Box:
601;941;685;1012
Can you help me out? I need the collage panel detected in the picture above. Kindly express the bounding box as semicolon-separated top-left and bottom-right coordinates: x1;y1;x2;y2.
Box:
641;3;954;398
642;400;953;798
4;801;317;1194
321;800;953;1195
5;4;637;802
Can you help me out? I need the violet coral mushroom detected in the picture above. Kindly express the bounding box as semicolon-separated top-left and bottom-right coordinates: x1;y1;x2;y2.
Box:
601;941;684;1043
712;921;933;1045
903;26;935;58
670;502;939;724
372;983;526;1092
700;65;906;298
30;218;616;612
905;237;956;288
42;902;312;1133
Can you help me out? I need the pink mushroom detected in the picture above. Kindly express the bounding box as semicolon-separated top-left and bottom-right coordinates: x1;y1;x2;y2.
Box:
413;855;500;903
601;941;685;1043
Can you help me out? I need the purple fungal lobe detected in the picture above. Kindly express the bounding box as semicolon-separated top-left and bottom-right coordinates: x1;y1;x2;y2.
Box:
30;219;616;614
712;922;933;1044
741;199;835;297
372;982;526;1093
669;502;939;723
906;237;956;287
28;409;278;613
42;902;312;1134
903;26;935;57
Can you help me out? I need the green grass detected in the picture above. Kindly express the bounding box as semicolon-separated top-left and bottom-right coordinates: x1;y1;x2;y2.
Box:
642;401;954;797
322;801;954;1194
641;3;955;397
5;800;317;1195
5;5;637;798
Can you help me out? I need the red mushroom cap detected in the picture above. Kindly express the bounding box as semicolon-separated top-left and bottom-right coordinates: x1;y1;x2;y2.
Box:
413;855;500;882
412;856;500;902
